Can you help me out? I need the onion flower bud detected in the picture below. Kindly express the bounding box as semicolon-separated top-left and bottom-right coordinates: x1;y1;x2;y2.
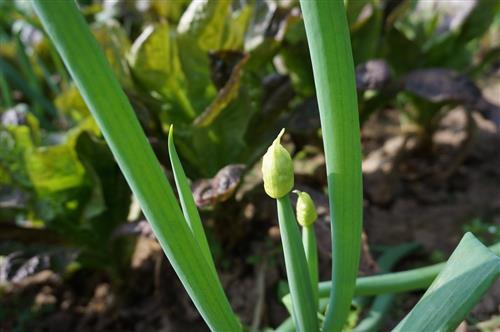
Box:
262;129;294;199
294;190;317;227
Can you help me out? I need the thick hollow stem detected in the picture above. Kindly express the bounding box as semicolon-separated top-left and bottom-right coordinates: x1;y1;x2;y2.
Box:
300;1;363;331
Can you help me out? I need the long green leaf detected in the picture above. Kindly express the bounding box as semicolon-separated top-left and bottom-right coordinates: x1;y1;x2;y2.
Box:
32;1;240;331
394;233;500;332
300;1;363;331
277;195;318;331
167;126;216;273
318;242;500;298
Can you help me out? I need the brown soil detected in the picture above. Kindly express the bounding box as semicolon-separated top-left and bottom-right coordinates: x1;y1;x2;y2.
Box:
2;101;500;331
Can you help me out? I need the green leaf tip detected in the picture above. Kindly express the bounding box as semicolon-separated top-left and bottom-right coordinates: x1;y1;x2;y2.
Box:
168;124;174;142
262;129;294;199
294;190;318;227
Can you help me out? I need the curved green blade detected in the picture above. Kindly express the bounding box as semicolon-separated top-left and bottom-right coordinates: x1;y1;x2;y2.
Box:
168;126;216;274
32;1;240;330
394;233;500;332
316;242;500;298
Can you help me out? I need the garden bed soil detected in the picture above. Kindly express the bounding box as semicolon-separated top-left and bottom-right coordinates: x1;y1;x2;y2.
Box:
2;101;500;331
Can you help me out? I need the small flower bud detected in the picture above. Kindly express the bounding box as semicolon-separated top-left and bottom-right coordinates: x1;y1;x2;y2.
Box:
294;190;317;227
262;129;294;199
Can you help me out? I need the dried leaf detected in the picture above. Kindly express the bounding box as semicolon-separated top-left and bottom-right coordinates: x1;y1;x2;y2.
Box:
192;164;245;207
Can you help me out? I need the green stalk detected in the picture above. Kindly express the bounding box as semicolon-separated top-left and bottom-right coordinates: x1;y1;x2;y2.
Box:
0;72;13;108
32;1;240;331
318;242;500;298
277;195;318;331
277;243;420;332
302;225;318;311
351;263;441;297
353;244;420;332
353;293;393;332
300;1;363;331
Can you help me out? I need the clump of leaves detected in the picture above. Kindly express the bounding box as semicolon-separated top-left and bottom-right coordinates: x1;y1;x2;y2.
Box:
0;0;303;276
0;106;132;274
126;0;300;177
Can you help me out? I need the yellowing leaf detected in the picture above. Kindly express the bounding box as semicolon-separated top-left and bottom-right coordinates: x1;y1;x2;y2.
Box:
128;22;195;119
25;144;86;194
177;0;231;52
55;83;89;120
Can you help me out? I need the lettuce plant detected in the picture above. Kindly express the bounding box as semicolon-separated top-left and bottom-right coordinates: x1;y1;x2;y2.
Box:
32;0;499;331
125;0;299;178
0;0;298;277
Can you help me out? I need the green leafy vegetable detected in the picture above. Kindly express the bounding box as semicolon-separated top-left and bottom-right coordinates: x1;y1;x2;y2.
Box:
25;144;85;194
128;22;195;120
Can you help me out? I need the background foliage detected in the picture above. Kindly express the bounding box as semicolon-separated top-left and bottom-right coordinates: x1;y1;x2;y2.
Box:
0;0;499;330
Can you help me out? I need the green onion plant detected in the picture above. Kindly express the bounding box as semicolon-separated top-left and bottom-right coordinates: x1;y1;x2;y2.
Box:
32;1;240;331
33;0;500;331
